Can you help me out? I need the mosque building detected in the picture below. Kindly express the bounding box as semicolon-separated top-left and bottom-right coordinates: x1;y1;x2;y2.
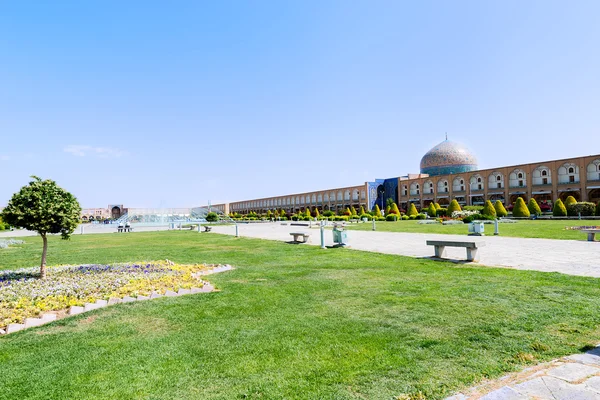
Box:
223;140;600;215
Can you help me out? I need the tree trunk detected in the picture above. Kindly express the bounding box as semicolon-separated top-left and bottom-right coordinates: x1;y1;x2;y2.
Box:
40;233;48;279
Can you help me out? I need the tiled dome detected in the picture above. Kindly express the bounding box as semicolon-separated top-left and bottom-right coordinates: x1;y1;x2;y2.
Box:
420;140;478;176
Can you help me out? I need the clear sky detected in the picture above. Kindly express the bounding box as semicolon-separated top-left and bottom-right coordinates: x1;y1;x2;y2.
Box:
1;1;599;208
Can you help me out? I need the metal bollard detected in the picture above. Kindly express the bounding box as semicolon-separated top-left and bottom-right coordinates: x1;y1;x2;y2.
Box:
235;224;239;237
372;218;376;231
197;224;201;233
320;221;326;249
80;225;84;235
494;219;499;235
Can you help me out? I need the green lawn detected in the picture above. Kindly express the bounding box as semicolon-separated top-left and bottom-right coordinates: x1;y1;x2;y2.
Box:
345;219;599;240
1;231;600;399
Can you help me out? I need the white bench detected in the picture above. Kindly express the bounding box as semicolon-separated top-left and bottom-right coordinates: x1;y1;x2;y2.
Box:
426;240;485;262
290;232;310;243
581;229;600;242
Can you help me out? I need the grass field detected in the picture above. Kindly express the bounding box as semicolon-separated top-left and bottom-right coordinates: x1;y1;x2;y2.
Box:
345;219;599;240
1;231;600;399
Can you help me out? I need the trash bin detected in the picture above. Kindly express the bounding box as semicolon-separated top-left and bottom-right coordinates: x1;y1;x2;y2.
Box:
332;224;349;246
468;222;485;236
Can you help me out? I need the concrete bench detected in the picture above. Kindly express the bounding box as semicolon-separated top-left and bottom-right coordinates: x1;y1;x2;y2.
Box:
581;229;600;241
290;232;310;243
203;226;212;232
426;240;485;262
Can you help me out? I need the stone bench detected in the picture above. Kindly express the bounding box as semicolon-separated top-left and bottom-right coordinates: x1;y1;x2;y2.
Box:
290;232;310;243
203;226;212;232
426;240;485;262
581;229;600;242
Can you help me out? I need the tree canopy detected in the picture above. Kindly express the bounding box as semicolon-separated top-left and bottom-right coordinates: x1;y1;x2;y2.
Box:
1;176;81;278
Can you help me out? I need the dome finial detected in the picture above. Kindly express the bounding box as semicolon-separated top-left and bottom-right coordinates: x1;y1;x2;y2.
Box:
445;132;448;140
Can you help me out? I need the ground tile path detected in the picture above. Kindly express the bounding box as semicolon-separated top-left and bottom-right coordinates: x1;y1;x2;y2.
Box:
446;346;600;399
210;222;600;278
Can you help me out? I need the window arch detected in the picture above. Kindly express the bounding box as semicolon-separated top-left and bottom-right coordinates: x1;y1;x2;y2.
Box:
509;169;527;188
452;177;465;192
410;182;420;195
437;179;449;193
470;174;484;191
586;159;600;181
488;172;504;189
558;162;579;184
424;180;434;194
532;166;551;185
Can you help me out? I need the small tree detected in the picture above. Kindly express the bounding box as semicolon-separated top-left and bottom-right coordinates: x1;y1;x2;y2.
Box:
527;198;542;216
512;197;530;218
351;206;357;216
434;203;441;210
564;196;577;208
206;212;218;222
266;210;272;219
386;198;394;208
359;206;365;215
494;200;508;217
314;208;320;218
344;207;352;216
305;208;312;218
407;203;418;217
447;199;462;216
427;202;437;217
481;200;497;218
374;204;382;217
553;199;567;217
385;205;391;215
1;176;81;279
389;202;401;216
280;209;286;217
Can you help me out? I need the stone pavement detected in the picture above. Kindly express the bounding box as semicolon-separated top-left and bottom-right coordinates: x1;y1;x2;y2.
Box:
446;346;600;399
209;222;600;278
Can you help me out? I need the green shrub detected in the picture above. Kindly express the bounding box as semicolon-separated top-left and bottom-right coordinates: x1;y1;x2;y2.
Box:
322;210;334;217
401;215;409;220
415;213;427;220
436;208;448;217
463;214;496;223
434;203;441;210
567;202;596;217
303;216;313;221
359;206;365;215
552;199;567;217
314;208;320;218
205;212;218;222
464;206;484;212
564;196;577;209
527;199;542;216
494;201;508;218
447;199;462;216
360;214;372;220
351;206;357;216
427;203;437;217
373;204;382;217
407;203;418;217
512;197;530;217
377;216;386;221
409;215;417;220
389;202;401;216
385;214;398;221
597;201;600;216
481;200;497;218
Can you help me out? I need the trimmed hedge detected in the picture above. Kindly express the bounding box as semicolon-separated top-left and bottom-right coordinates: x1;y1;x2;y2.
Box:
567;202;596;217
373;205;382;217
564;196;577;208
481;200;497;218
389;202;401;216
552;199;567;217
427;203;437;217
527;198;542;216
385;214;398;221
447;199;462;215
494;201;508;218
512;197;530;218
407;203;418;217
436;208;448;217
597;201;600;216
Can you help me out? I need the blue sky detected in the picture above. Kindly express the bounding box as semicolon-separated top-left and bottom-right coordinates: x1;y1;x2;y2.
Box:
1;1;599;208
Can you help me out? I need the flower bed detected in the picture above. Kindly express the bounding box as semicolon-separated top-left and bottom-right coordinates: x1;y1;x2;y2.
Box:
0;261;218;328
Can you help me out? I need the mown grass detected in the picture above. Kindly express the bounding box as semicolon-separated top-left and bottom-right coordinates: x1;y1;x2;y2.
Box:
1;231;600;399
346;219;599;240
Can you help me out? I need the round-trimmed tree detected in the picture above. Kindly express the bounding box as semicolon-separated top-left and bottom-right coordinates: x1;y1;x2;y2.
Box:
427;202;437;217
527;198;542;216
373;204;382;217
512;197;530;218
407;203;418;217
494;200;508;217
434;203;441;210
482;200;497;218
552;199;567;217
389;202;401;216
447;199;462;216
206;212;218;222
1;176;81;278
564;196;577;208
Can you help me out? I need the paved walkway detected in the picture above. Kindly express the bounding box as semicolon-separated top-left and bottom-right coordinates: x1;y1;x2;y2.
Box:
447;346;600;399
210;222;600;278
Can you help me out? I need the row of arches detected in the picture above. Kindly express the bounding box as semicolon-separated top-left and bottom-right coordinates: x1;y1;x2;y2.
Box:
231;189;367;213
405;159;600;196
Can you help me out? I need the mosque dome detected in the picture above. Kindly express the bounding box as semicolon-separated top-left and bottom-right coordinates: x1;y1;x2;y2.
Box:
420;139;478;176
